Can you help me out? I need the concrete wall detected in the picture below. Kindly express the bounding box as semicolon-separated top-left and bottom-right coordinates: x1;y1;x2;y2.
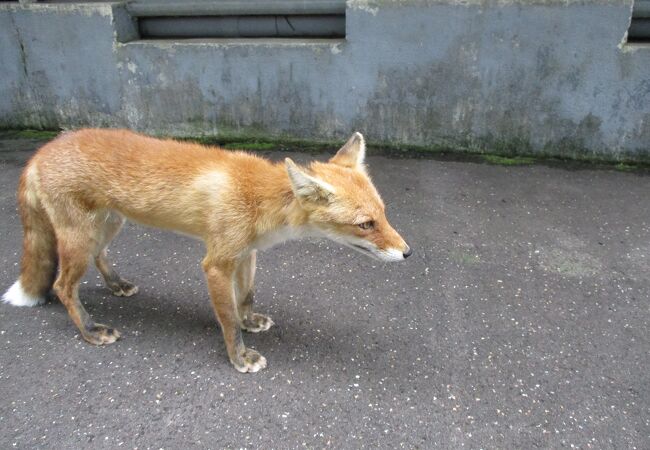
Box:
0;1;648;160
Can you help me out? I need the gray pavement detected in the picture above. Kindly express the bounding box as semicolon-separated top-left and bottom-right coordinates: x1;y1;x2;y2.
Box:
1;137;648;449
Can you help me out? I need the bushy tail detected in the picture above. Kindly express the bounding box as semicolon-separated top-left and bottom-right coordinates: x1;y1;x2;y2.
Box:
2;165;57;307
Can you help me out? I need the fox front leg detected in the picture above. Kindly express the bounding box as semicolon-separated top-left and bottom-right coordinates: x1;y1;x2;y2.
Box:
234;251;274;333
202;258;267;373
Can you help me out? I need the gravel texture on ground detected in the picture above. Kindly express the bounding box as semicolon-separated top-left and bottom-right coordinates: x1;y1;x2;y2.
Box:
1;138;648;448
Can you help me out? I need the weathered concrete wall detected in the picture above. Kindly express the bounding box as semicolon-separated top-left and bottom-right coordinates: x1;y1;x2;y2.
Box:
0;1;648;160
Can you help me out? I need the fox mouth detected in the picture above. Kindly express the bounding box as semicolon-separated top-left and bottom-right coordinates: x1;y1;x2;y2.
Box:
351;243;374;254
322;232;390;261
350;243;381;260
350;243;406;262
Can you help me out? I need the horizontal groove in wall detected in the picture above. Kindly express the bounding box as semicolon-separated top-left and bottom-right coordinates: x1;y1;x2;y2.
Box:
138;15;345;39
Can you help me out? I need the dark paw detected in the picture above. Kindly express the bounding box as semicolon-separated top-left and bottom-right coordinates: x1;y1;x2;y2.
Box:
81;323;121;345
241;313;274;333
232;348;267;373
109;279;138;297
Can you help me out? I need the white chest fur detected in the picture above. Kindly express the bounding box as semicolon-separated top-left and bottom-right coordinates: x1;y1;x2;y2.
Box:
251;225;316;251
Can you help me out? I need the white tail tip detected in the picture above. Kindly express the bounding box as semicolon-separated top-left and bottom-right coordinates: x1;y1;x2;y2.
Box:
2;280;46;307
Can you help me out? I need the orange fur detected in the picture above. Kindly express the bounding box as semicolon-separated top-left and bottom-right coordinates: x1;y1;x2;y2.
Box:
4;129;410;373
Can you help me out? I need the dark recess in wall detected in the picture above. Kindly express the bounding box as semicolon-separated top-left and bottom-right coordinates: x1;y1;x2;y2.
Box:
628;0;650;42
128;0;346;40
138;15;345;39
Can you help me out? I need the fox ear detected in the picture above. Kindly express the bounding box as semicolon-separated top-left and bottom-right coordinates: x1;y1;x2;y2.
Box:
330;132;366;169
285;158;335;204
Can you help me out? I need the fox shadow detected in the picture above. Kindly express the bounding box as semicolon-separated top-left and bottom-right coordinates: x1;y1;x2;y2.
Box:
42;284;420;380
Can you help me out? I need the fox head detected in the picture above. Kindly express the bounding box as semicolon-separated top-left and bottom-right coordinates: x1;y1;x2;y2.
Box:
285;132;411;262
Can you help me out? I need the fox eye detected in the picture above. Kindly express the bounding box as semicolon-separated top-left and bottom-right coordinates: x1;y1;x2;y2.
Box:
358;220;375;230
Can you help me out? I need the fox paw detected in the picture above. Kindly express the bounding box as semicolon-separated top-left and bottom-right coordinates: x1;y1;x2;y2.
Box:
81;323;121;345
110;279;139;297
241;313;274;333
232;348;267;373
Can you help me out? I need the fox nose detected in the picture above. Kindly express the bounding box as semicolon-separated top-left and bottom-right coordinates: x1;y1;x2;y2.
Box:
403;246;412;258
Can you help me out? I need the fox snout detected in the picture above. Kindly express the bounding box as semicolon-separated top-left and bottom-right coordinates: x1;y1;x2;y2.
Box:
376;231;412;262
370;219;411;262
375;242;412;262
382;245;412;262
345;219;411;262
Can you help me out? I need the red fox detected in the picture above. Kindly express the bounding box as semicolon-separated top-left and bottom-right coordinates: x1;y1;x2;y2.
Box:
2;129;411;373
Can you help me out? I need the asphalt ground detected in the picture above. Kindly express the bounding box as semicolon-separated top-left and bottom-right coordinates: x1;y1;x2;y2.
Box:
0;137;648;449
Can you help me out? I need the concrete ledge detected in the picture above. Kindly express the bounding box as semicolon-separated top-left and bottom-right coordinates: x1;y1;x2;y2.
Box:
0;0;648;160
120;38;347;48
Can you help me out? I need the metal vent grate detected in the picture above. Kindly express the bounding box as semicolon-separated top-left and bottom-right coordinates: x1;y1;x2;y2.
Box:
127;0;346;40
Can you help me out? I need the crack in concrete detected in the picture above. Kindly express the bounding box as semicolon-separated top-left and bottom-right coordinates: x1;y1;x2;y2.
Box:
9;13;29;81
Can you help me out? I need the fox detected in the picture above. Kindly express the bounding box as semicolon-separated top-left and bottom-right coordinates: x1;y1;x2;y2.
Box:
2;129;411;373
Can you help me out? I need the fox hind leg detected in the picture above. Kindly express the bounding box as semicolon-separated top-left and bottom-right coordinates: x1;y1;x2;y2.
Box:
54;226;121;345
49;204;121;345
94;212;138;297
236;251;273;333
